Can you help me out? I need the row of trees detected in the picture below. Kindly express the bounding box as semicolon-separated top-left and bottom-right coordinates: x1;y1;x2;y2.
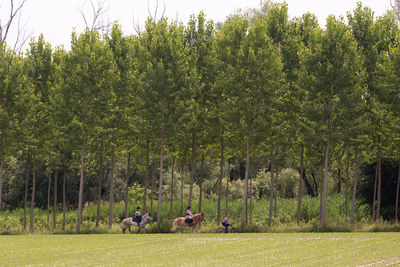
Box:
0;1;400;232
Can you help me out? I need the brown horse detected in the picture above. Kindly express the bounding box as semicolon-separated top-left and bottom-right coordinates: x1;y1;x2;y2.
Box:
171;213;205;233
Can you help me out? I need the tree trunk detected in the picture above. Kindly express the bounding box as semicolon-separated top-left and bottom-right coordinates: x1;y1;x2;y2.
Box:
157;96;165;226
62;168;66;230
109;144;115;228
319;163;323;222
198;155;205;214
76;140;85;232
344;151;350;222
269;151;274;225
0;139;3;210
47;169;52;222
321;138;330;225
249;170;253;224
376;142;382;222
169;156;175;220
337;166;341;194
188;132;195;207
76;101;87;233
274;169;278;219
143;140;149;214
96;144;103;228
30;155;36;232
241;125;250;228
225;161;230;217
395;159;400;223
351;146;359;224
53;170;58;229
372;161;377;222
151;161;155;215
297;143;304;225
218;130;224;223
124;153;131;218
180;159;184;215
24;151;30;230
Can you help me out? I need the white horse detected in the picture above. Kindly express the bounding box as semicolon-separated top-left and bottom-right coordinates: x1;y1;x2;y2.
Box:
121;213;153;234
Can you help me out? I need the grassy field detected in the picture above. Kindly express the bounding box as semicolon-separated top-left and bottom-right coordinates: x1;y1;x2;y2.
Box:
1;233;400;266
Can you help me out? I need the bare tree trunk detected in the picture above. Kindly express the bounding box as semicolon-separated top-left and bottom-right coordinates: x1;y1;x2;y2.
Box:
274;169;278;219
269;151;274;225
124;153;131;218
319;163;323;222
180;159;184;215
62;168;66;230
143;140;149;214
351;146;359;224
395;159;400;223
337;166;341;194
157;96;165;226
225;161;231;216
218;130;224;223
372;162;378;222
151;162;155;215
344;151;350;222
249;171;253;224
30;155;36;232
0;139;3;210
47;169;52;222
96;144;103;228
241;125;250;228
188;132;196;207
376;142;382;222
198;155;204;213
24;151;30;230
76;141;85;232
109;144;115;228
297;143;304;225
169;156;175;220
53;170;58;229
321;138;330;225
76;101;87;233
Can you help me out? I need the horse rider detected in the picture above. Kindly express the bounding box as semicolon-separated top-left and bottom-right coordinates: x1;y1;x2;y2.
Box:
134;207;142;225
185;206;193;226
222;214;231;233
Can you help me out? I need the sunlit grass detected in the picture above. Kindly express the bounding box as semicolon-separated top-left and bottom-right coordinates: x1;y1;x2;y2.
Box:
1;233;400;266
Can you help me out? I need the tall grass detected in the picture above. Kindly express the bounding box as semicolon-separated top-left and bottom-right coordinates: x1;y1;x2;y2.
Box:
0;194;387;234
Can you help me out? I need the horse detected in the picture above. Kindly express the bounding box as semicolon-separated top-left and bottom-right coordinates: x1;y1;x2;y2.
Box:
121;213;153;234
171;213;205;233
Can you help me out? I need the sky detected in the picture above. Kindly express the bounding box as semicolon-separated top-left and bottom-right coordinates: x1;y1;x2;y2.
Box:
0;0;393;51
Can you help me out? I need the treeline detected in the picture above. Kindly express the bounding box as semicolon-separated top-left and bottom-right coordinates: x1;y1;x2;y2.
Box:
0;1;400;232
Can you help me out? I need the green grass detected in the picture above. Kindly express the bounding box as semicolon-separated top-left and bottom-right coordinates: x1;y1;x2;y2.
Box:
1;194;371;234
1;233;400;266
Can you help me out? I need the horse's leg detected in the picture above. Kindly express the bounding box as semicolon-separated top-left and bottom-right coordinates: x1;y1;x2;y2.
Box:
128;225;132;234
136;226;141;234
122;225;126;233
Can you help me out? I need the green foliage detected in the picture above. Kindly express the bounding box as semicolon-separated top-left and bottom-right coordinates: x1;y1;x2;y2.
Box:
128;183;144;203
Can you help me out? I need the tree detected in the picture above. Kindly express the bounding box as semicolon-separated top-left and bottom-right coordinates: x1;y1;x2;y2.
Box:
299;16;364;225
24;35;54;231
215;13;284;228
348;5;398;222
139;18;188;225
62;30;116;232
0;44;26;210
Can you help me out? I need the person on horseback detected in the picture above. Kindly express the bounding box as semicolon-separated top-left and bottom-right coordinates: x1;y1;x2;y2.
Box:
222;214;231;233
185;206;193;226
134;207;142;225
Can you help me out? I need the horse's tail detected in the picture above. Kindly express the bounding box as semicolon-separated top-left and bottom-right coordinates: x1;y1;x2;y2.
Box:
171;218;178;232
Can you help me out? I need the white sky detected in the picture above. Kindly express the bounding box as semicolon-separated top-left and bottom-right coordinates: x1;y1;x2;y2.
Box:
0;0;393;51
